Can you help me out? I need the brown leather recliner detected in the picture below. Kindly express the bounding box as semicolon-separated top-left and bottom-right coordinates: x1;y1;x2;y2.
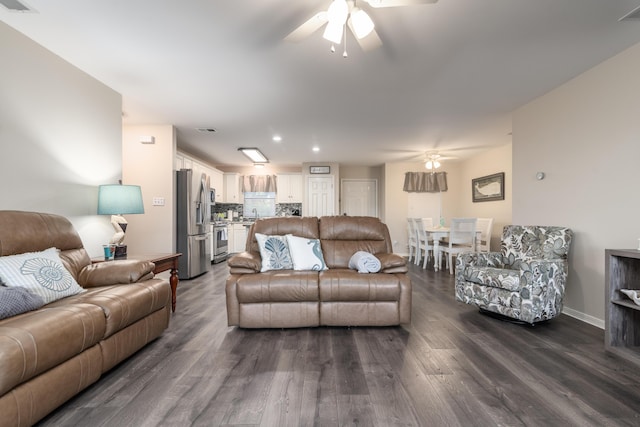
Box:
0;210;171;426
226;216;411;328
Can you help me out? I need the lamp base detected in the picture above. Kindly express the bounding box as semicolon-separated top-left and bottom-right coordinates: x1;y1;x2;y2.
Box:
114;244;128;260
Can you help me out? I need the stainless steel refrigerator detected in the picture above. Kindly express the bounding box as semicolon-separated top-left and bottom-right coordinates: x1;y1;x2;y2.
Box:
176;169;211;279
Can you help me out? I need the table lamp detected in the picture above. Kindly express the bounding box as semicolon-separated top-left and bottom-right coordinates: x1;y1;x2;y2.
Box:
97;184;144;259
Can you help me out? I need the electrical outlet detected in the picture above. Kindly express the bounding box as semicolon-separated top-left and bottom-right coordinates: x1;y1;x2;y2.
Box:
152;197;165;206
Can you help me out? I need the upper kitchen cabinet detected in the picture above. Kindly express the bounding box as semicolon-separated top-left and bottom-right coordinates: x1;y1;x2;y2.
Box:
276;173;303;203
224;173;243;203
209;168;224;203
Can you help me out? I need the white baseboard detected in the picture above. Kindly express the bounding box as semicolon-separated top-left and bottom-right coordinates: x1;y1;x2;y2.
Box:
562;307;604;329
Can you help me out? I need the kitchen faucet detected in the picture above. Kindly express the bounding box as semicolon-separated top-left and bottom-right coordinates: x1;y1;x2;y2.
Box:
252;208;258;218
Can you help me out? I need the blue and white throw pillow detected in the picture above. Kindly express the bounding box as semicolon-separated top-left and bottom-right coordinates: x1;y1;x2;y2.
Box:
0;247;85;304
255;233;293;272
285;234;328;271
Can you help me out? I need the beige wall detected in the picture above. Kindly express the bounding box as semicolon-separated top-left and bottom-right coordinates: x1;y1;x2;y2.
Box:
123;125;176;253
513;41;640;327
0;22;122;257
454;144;513;251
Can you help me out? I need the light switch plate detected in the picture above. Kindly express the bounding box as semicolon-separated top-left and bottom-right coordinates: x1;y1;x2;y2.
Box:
152;197;165;206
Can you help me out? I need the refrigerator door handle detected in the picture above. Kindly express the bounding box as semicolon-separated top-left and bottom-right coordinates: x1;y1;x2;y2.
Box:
195;235;208;241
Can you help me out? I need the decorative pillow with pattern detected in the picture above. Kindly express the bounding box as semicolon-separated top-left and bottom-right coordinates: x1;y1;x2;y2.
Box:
0;247;85;304
285;234;328;271
255;233;293;272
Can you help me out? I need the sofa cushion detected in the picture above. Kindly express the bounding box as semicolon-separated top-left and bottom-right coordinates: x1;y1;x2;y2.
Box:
286;234;328;271
235;271;319;303
0;303;106;396
319;216;391;269
464;266;521;291
46;278;170;338
0;285;44;320
248;217;319;253
0;247;85;304
319;269;402;302
255;233;293;272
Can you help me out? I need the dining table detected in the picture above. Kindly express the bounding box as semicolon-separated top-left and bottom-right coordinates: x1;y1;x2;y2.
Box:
425;227;482;272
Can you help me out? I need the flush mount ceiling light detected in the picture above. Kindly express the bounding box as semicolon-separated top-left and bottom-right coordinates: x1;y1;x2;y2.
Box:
238;147;268;163
285;0;438;54
254;163;265;169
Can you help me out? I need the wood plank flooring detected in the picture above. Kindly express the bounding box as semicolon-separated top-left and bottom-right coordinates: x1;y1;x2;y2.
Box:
39;261;640;426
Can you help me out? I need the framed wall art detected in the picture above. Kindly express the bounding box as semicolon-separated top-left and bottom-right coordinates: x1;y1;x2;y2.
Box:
309;166;330;174
472;172;505;202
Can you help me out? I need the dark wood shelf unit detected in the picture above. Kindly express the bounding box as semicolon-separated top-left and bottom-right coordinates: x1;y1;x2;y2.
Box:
605;249;640;365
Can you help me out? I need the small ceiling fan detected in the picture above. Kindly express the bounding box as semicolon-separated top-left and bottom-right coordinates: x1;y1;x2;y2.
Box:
423;152;456;171
285;0;438;54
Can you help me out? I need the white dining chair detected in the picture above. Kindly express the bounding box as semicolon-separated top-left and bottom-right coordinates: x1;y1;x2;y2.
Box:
476;217;494;252
416;218;434;269
441;218;477;274
407;218;418;264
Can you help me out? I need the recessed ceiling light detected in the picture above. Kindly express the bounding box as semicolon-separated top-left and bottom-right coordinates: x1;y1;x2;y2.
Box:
312;147;320;152
272;135;282;142
197;128;217;133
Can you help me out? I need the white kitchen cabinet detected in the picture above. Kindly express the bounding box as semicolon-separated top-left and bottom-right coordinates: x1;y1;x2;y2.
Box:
209;168;224;203
231;223;248;253
276;173;303;203
224;173;243;203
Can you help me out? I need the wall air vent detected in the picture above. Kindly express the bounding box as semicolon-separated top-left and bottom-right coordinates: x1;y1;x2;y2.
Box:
197;128;217;133
619;5;640;21
0;0;34;12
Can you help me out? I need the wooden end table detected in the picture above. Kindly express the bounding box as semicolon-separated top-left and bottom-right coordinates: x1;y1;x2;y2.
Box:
92;253;182;312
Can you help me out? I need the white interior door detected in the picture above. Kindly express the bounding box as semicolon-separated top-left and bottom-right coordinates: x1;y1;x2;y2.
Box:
306;176;335;217
341;179;378;217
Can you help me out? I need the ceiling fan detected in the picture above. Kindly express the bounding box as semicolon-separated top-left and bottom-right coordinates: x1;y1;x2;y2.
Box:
423;152;456;171
284;0;438;55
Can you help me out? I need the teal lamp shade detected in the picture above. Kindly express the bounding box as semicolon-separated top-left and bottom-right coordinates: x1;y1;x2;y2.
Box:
98;184;144;248
97;185;144;215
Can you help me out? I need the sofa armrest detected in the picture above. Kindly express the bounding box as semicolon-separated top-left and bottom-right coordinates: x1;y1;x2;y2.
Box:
227;251;261;274
77;260;155;287
377;253;408;273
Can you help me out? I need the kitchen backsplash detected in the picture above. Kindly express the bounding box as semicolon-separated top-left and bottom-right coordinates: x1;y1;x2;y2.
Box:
213;202;301;220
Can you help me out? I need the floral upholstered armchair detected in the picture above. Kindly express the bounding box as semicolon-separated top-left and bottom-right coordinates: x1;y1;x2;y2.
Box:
454;225;573;324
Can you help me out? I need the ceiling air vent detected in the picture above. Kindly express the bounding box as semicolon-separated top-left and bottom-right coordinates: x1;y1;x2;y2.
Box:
619;5;640;21
0;0;34;12
197;128;217;133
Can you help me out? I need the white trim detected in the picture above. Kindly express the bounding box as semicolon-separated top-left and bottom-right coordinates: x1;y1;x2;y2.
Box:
562;307;604;329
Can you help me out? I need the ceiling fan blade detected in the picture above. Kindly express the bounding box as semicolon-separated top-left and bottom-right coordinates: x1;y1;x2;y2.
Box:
284;11;328;43
364;0;438;8
352;25;383;51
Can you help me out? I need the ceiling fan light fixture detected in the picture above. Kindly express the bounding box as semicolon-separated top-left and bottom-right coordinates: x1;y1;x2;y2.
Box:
326;0;349;24
323;21;344;44
425;160;441;170
350;8;375;39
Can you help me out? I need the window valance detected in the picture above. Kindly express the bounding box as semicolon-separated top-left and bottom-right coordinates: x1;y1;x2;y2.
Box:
242;175;277;193
403;172;448;193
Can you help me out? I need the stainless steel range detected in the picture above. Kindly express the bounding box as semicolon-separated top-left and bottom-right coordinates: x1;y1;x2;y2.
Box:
211;222;229;263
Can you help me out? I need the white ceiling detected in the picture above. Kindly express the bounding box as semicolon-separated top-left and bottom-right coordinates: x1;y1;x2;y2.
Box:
3;0;640;168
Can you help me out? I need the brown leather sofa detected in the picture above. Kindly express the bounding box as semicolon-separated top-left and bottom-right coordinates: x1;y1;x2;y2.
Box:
0;211;171;427
226;216;411;328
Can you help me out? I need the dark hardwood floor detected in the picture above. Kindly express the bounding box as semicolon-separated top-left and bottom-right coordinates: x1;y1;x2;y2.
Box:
39;261;640;426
